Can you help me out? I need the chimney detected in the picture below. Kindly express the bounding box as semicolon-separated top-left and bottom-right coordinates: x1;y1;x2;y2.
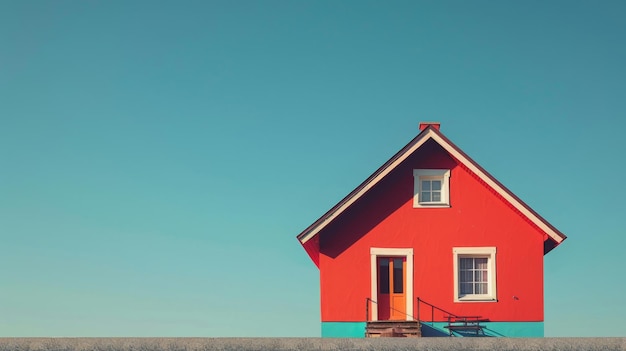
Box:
419;122;441;131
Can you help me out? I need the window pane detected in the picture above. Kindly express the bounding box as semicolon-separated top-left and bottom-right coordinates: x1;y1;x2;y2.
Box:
393;258;403;293
460;258;472;269
476;283;488;294
462;270;473;283
475;258;488;269
460;283;473;294
432;191;441;202
379;259;389;294
422;180;431;191
421;192;431;202
432;180;441;190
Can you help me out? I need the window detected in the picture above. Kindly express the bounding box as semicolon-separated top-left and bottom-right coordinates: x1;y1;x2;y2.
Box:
379;258;390;294
453;247;497;302
393;258;403;293
413;169;451;207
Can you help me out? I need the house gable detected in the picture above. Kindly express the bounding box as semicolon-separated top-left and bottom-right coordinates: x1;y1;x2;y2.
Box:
297;124;566;265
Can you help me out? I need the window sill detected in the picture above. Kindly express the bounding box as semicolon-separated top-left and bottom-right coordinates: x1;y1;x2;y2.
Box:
415;203;451;208
454;297;497;303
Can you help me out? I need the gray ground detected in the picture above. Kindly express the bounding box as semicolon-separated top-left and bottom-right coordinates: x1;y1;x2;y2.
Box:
0;338;624;351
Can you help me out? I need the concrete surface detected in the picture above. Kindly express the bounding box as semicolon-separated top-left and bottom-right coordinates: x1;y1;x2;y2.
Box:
0;338;624;351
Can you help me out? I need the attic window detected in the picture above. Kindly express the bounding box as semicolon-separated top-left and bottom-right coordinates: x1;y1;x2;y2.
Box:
413;169;450;208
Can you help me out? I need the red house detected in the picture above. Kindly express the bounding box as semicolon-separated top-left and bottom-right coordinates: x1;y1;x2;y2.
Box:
296;123;566;337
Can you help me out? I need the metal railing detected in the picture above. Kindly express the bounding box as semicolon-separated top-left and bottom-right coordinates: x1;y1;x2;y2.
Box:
365;297;415;322
366;296;470;324
366;296;491;337
416;297;459;326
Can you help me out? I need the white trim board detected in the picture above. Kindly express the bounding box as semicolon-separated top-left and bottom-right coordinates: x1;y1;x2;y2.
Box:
413;168;451;208
452;247;497;302
369;248;414;321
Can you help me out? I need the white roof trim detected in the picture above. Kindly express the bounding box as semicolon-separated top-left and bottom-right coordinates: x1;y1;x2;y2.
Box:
429;132;564;244
298;129;435;244
298;128;565;245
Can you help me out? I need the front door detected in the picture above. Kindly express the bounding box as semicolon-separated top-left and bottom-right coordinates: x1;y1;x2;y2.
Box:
377;257;406;320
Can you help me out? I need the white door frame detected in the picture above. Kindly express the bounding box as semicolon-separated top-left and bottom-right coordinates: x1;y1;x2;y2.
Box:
369;247;414;321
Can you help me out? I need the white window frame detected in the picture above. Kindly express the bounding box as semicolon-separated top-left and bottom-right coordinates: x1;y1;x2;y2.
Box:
413;169;451;208
370;248;414;321
453;247;497;302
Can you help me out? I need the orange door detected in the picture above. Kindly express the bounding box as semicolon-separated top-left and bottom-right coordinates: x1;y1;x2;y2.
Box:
377;257;406;320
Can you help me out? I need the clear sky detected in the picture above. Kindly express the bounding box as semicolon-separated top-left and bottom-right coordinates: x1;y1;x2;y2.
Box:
1;0;625;337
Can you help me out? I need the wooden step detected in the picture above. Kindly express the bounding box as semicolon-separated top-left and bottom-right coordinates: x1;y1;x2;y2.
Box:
365;321;421;338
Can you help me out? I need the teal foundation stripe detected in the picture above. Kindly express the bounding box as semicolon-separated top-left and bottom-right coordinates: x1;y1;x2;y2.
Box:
420;321;544;337
321;321;543;338
321;322;366;338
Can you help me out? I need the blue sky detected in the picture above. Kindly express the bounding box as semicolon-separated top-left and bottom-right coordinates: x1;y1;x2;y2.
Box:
1;1;625;337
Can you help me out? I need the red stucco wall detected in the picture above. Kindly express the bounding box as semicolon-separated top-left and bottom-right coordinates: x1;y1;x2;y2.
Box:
318;140;545;322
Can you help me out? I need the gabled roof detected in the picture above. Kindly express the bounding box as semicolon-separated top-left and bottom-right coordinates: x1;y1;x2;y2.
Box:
296;124;567;254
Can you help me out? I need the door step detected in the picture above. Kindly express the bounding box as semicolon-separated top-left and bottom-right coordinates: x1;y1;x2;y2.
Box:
366;320;421;338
